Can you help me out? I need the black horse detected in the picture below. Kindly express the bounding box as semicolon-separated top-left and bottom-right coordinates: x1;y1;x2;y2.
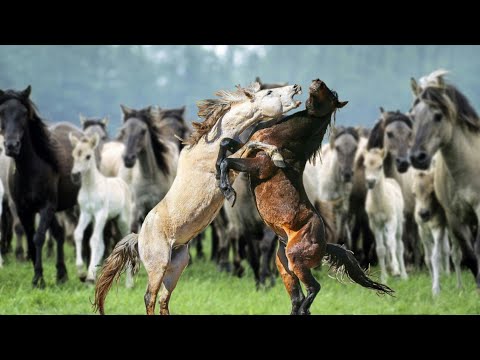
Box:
0;86;83;287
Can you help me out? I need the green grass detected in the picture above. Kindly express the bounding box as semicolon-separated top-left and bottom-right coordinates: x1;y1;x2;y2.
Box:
0;238;479;314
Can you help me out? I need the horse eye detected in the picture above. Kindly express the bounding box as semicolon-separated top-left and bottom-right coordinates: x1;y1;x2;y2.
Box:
433;113;442;122
267;90;273;95
86;155;91;160
386;131;394;139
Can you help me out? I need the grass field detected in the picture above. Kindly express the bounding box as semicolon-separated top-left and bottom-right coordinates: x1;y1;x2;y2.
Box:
0;235;479;314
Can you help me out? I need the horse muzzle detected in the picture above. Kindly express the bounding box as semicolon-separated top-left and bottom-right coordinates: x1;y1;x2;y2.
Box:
366;179;376;189
71;172;81;185
123;154;137;168
410;150;431;170
396;157;410;173
4;141;21;157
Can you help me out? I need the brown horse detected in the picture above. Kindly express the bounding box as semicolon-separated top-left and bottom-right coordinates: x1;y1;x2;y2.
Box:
217;79;393;315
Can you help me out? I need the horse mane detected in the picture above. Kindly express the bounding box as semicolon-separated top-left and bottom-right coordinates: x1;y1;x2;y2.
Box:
123;107;171;175
0;90;61;172
420;84;480;132
82;118;109;138
151;106;190;139
184;83;260;147
384;111;412;129
335;126;360;142
367;119;385;150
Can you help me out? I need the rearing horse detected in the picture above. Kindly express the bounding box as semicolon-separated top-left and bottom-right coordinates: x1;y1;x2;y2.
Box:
94;82;302;314
217;79;394;315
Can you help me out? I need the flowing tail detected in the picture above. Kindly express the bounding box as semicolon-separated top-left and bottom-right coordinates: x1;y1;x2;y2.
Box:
324;243;394;296
93;233;140;314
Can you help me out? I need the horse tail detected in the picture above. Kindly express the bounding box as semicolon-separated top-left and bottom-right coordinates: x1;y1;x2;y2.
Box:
324;243;395;296
93;233;140;314
315;200;336;244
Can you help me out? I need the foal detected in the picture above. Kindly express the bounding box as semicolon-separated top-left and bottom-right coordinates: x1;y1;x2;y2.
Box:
363;148;408;282
412;165;458;295
217;79;393;315
70;133;133;284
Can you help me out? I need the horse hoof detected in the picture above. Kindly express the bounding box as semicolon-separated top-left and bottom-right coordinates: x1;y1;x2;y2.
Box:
85;278;95;286
218;263;232;273
233;265;244;278
298;308;311;315
272;153;286;168
32;276;46;289
57;273;68;285
15;248;25;261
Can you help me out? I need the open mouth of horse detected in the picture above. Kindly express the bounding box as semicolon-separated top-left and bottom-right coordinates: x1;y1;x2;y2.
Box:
291;84;302;108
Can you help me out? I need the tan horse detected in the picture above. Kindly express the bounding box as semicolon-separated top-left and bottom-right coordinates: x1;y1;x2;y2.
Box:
410;69;479;287
94;82;302;314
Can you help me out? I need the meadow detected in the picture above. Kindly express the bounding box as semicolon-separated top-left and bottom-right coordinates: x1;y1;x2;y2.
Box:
0;235;478;315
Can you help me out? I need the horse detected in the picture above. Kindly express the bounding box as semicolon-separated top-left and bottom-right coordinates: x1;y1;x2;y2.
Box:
118;105;179;231
366;108;421;267
70;132;133;284
363;148;408;282
94;82;303;314
0;86;83;287
412;162;457;295
216;79;393;315
409;69;479;287
150;106;190;150
303;126;361;248
80;115;109;166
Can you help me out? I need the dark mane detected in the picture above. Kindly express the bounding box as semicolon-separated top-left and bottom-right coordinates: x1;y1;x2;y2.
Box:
0;90;61;172
123;107;170;175
384;111;412;129
82;118;108;131
420;84;480;132
367;119;385;150
154;106;190;140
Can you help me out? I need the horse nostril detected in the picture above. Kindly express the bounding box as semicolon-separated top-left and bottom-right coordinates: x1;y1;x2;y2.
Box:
343;172;352;182
417;152;428;162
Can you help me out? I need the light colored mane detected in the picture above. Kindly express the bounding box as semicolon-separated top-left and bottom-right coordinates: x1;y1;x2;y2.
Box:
184;82;261;147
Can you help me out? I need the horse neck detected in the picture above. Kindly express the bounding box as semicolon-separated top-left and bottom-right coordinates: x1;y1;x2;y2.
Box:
323;149;341;186
137;133;158;179
440;125;480;180
383;151;399;180
214;102;261;140
369;171;387;204
81;157;103;189
14;125;42;174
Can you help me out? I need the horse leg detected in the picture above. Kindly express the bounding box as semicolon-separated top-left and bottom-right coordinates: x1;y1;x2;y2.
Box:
73;211;92;281
158;245;190;315
32;205;56;288
215;138;245;180
396;220;408;279
430;226;443;296
276;242;305;315
450;230;463;289
285;221;324;316
195;232;205;259
86;210;108;284
259;227;277;288
372;223;388;283
49;215;68;284
210;223;219;262
418;224;433;275
445;212;477;277
385;222;400;277
441;228;451;275
18;211;35;266
244;141;285;168
142;241;172;315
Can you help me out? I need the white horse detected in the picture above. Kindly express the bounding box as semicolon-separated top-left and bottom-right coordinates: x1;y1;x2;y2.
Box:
364;148;408;282
69;132;133;284
94;82;302;314
412;161;456;296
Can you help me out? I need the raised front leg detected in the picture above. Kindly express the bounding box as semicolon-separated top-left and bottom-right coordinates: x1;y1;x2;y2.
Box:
32;205;56;288
74;211;92;281
215;138;244;180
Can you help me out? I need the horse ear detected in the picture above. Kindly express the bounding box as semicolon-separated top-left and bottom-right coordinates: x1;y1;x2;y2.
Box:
90;132;100;149
79;114;86;125
410;77;421;96
21;85;31;99
120;104;134;118
101;117;109;126
337;100;348;108
379;106;385;114
179;106;186;117
68;132;79;148
255;76;262;85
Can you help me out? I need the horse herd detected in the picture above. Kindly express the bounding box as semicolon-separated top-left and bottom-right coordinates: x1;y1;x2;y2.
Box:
0;70;478;315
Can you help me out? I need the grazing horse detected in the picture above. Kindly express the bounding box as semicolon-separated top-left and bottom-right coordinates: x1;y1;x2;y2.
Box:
412;163;457;295
409;69;479;287
94;82;302;314
118;105;179;231
70;133;133;284
364;148;408;283
217;79;393;315
367;108;421;267
0;86;82;287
